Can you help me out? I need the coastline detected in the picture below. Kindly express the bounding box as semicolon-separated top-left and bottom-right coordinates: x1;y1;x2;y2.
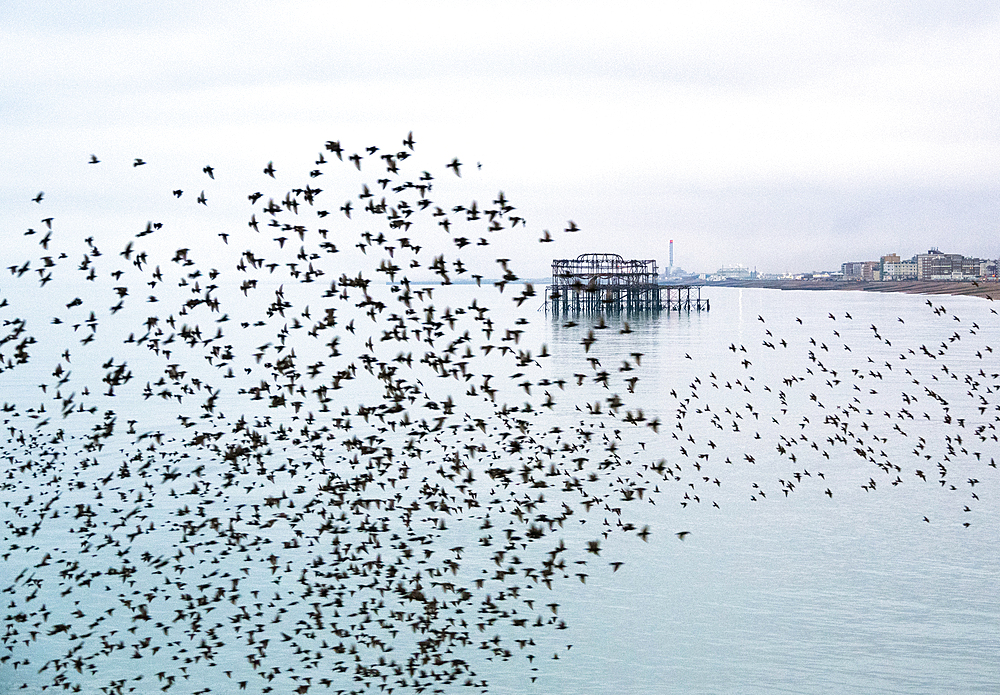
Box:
701;279;999;301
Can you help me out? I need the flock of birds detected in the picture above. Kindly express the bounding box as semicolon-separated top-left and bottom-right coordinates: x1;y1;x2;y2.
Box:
2;133;998;694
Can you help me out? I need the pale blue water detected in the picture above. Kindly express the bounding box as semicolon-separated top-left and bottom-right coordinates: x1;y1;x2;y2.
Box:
2;144;998;694
3;277;999;694
501;287;1000;695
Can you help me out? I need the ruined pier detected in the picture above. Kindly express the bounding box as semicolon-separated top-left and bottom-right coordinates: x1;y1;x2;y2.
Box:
545;253;708;313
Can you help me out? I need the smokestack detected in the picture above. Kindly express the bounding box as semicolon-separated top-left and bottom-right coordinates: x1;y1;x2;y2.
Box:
669;240;674;273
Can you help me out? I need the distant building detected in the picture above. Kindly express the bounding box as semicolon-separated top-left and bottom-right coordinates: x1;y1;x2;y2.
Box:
841;261;880;281
712;264;753;280
881;253;917;281
915;248;986;280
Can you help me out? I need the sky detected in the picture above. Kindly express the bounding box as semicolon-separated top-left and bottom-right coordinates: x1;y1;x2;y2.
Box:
3;0;1000;277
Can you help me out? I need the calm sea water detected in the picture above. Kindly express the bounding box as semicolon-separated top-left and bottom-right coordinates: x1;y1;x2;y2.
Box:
3;281;999;694
501;286;1000;695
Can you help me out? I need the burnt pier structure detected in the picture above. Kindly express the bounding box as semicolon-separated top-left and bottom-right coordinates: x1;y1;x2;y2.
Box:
545;253;708;313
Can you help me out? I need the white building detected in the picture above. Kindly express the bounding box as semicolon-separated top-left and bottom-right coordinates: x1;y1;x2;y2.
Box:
881;260;917;280
712;264;752;280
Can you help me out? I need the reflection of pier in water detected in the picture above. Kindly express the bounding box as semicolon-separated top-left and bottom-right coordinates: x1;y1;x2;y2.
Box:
545;253;709;313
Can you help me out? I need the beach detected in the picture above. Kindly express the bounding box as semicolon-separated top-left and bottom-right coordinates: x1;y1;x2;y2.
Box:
703;278;1000;300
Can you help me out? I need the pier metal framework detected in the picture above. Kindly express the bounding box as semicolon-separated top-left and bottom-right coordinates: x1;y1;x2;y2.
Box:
545;253;708;313
660;285;706;311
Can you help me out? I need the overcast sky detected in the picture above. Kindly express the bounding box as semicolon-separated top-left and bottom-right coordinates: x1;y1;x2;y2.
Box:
4;0;1000;276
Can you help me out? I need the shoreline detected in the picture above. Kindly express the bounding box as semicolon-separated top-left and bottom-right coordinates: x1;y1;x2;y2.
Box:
700;279;999;301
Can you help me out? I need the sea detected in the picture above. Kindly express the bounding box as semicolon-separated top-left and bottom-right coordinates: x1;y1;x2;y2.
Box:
3;274;998;694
